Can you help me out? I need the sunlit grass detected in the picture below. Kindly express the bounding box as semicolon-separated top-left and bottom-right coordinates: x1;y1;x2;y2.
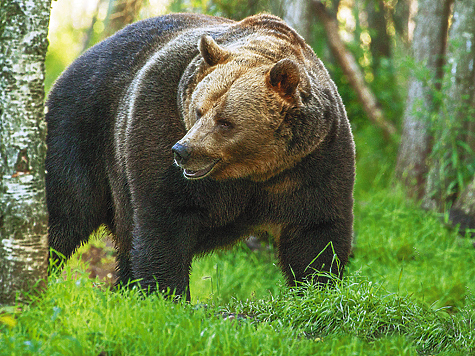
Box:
351;185;475;311
190;244;283;303
1;266;473;355
224;273;475;354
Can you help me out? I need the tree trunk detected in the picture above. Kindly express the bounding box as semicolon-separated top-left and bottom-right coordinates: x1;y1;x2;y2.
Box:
366;0;391;71
0;0;51;305
311;0;397;140
395;0;453;199
422;0;474;210
393;0;412;44
283;0;311;41
450;175;475;238
104;0;143;37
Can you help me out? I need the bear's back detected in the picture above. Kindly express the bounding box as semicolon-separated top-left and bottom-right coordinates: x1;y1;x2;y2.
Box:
46;13;234;127
45;14;234;174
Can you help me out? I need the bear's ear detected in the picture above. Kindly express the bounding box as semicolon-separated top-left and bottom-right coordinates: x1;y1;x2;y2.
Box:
269;59;301;97
199;35;230;66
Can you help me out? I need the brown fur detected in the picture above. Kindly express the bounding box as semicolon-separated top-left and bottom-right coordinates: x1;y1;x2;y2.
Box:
46;13;355;300
176;26;322;181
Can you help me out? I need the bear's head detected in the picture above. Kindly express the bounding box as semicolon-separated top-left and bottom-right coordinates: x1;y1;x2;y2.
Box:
173;34;333;181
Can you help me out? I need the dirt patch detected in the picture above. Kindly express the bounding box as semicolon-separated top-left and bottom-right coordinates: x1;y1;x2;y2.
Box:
80;237;117;287
78;235;271;288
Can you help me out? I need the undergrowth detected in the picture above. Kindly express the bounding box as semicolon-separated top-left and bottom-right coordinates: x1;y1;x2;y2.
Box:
224;274;475;354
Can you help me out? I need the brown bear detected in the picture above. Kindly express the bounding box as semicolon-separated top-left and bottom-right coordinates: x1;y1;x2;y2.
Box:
46;13;355;301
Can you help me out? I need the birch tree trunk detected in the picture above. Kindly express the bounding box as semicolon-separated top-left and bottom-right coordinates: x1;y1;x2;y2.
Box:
395;0;453;199
0;0;51;305
283;0;311;42
422;0;475;210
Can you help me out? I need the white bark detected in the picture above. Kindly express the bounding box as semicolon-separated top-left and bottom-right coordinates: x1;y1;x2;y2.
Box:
0;0;52;305
283;0;311;41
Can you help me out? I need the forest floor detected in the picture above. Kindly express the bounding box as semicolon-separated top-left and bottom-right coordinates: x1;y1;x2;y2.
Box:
79;237;116;287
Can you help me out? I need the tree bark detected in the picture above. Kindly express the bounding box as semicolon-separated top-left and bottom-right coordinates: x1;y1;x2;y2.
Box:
450;175;475;238
283;0;311;41
104;0;143;37
0;0;51;305
395;0;453;200
311;0;398;140
393;0;412;44
422;0;474;210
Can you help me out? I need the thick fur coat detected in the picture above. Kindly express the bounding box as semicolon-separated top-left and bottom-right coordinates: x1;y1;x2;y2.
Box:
46;13;355;300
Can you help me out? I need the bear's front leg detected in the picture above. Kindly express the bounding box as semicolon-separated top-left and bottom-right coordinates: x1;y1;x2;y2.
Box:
130;216;194;301
278;222;352;287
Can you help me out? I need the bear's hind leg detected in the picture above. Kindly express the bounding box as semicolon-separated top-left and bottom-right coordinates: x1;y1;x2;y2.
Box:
48;215;103;271
278;223;351;287
46;168;112;271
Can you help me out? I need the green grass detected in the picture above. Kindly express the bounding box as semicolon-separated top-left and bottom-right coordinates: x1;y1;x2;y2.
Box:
190;245;283;304
1;267;473;355
351;186;475;312
0;275;422;356
1;169;475;354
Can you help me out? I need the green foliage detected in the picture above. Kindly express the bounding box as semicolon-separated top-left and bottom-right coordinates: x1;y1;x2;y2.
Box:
352;116;397;196
429;91;475;205
190;244;283;304
207;0;275;20
353;183;475;311
1;252;473;354
224;275;475;354
168;0;280;19
0;270;301;356
320;0;406;130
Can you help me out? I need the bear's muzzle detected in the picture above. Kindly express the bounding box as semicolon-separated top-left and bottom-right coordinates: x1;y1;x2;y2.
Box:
171;142;191;166
172;142;219;179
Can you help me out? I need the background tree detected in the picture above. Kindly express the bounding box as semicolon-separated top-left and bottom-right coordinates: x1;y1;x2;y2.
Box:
366;0;391;71
283;0;311;40
0;0;51;305
395;0;453;199
394;0;475;234
440;0;475;234
422;0;475;211
450;175;475;237
312;0;397;140
83;0;144;51
105;0;143;36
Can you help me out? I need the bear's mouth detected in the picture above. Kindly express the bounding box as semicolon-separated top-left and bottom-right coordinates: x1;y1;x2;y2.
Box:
183;160;219;180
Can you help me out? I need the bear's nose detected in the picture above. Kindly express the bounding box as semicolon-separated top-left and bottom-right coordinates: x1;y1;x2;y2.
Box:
172;142;191;165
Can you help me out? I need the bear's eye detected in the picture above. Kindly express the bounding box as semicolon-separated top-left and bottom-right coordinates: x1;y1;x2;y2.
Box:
216;119;233;131
195;108;203;120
